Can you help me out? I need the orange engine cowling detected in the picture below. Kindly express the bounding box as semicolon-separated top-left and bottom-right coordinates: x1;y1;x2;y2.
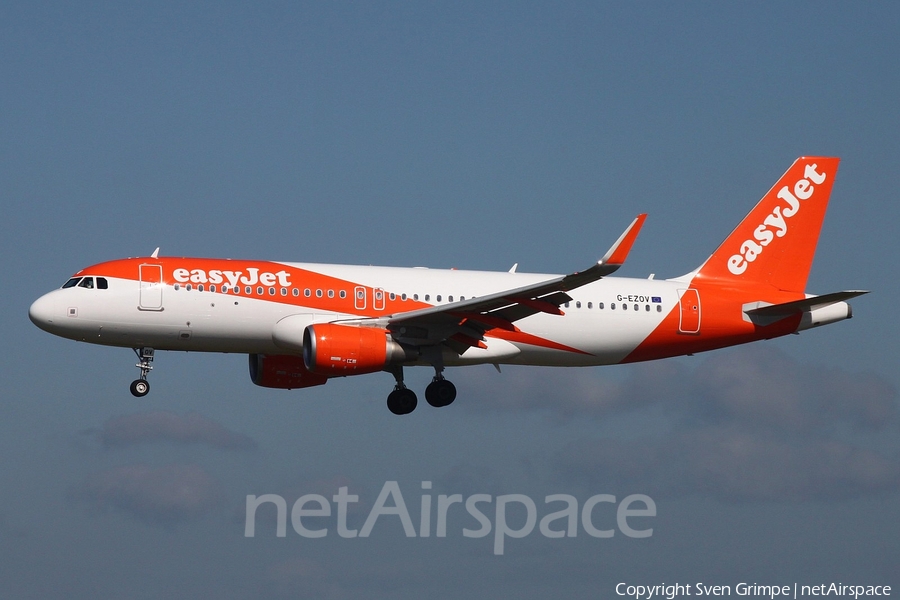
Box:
302;324;411;376
248;354;329;389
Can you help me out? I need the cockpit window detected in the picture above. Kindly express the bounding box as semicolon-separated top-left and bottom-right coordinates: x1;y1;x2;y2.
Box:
63;276;108;289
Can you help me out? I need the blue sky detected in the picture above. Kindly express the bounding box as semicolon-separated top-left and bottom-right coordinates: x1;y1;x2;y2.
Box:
2;2;899;598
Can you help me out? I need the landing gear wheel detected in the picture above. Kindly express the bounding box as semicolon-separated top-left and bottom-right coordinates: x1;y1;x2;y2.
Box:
130;379;150;397
387;388;418;415
131;347;155;397
425;379;457;407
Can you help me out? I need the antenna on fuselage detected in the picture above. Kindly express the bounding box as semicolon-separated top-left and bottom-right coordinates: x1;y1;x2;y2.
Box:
151;247;160;259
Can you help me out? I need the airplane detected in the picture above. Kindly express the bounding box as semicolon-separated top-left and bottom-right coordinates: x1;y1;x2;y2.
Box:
29;157;867;415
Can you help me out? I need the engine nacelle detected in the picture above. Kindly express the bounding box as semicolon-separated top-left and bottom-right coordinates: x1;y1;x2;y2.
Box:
302;324;413;376
248;354;329;389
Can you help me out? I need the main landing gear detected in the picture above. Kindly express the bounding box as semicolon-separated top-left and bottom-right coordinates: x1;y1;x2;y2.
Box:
425;375;456;408
385;366;457;415
130;347;154;397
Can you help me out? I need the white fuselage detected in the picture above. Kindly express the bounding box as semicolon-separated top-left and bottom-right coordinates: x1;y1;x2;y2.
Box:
30;261;683;367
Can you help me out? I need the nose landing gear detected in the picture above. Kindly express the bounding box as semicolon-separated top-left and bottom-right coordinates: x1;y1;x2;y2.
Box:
130;347;154;397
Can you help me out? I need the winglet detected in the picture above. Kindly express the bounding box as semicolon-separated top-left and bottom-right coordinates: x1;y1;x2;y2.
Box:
597;214;646;275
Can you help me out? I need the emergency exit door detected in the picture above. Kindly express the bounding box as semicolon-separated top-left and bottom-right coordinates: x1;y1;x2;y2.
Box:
678;288;700;334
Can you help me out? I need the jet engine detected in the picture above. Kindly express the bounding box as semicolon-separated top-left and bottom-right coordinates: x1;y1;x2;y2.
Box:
248;353;328;389
302;323;415;376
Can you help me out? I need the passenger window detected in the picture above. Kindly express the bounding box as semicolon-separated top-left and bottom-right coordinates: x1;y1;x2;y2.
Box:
96;277;109;289
269;288;275;296
245;286;252;294
281;288;287;296
257;286;263;295
292;288;299;297
634;304;639;311
448;295;454;303
599;302;604;309
588;302;593;309
576;301;581;308
222;286;229;294
622;303;627;310
339;290;346;299
305;289;311;297
316;290;323;298
657;305;662;312
645;305;650;311
425;294;430;301
198;284;204;292
62;278;81;288
78;277;94;289
186;284;192;291
174;284;181;290
611;303;616;310
328;290;334;298
401;293;407;301
209;285;216;293
436;295;442;302
564;301;570;308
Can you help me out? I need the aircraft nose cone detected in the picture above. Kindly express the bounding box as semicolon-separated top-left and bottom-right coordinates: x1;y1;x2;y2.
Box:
29;293;57;331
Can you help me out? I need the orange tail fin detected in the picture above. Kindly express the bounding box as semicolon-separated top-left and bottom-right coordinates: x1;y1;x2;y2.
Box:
693;157;840;293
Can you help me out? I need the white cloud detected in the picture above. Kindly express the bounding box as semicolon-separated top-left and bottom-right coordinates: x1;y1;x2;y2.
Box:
469;346;900;502
75;463;223;525
461;359;687;418
97;411;258;450
690;347;897;434
461;346;897;432
559;427;900;501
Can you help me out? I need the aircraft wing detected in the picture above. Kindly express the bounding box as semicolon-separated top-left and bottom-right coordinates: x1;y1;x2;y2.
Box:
349;214;646;351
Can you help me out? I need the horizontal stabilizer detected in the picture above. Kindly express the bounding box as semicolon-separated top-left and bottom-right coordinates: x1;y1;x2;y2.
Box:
744;290;869;318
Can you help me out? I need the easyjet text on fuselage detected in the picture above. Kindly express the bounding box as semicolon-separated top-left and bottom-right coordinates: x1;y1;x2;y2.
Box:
172;267;292;288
